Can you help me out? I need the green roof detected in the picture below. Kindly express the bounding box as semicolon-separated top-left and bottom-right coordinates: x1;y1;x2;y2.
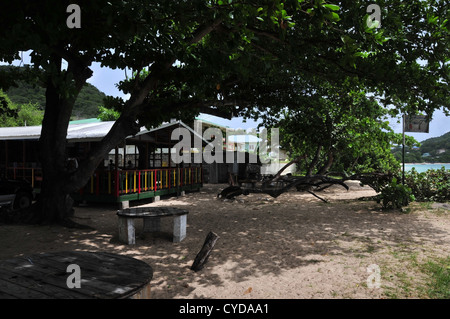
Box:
69;118;102;124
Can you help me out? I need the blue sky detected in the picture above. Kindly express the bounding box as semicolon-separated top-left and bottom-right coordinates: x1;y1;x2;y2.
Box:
2;52;448;142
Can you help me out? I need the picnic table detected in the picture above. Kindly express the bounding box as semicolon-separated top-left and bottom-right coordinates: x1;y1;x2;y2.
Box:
117;207;189;245
0;251;153;299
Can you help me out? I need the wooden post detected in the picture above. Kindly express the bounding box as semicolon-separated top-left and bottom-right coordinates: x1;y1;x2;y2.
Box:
4;140;8;178
96;172;100;195
115;170;120;198
152;148;155;168
138;171;141;194
191;232;219;272
123;140;127;167
145;142;149;169
108;172;111;194
134;144;137;168
22;140;26;179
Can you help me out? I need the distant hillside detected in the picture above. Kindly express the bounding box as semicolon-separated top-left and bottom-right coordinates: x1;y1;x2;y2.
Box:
392;131;450;163
1;66;106;120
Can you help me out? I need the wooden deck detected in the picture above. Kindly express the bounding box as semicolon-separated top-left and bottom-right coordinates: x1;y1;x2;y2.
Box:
0;251;153;299
5;166;203;204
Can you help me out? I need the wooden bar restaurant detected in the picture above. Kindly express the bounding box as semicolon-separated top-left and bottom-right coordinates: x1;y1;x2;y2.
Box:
0;119;205;206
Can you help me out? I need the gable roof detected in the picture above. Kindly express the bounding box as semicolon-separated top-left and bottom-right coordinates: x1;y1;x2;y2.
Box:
0;119;209;146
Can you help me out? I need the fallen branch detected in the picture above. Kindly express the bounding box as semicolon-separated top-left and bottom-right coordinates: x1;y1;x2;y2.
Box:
191;231;220;272
216;167;394;203
306;190;328;203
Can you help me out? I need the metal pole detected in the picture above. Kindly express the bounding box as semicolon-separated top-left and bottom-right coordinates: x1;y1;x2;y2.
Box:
402;114;406;185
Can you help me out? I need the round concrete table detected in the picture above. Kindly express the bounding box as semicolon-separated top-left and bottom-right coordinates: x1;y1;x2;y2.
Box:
0;251;153;299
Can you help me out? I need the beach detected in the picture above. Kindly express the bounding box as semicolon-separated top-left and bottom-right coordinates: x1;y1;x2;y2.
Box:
0;182;449;299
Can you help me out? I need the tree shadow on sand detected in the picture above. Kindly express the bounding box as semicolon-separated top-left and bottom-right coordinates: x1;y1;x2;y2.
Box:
0;184;448;298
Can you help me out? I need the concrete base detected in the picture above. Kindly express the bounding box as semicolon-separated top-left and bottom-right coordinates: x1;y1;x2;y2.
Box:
117;208;188;245
173;214;187;243
120;201;130;209
118;216;135;245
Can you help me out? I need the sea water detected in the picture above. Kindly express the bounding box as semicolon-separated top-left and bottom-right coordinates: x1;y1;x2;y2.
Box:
404;163;450;173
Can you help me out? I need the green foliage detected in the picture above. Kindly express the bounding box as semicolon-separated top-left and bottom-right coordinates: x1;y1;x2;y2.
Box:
72;83;107;119
405;167;450;202
97;105;120;121
379;177;415;209
270;82;405;175
2;66;107;120
16;102;44;126
1;1;448;128
0;89;43;127
0;89;18;127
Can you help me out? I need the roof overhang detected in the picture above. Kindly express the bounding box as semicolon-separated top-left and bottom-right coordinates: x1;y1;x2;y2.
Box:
0;120;210;147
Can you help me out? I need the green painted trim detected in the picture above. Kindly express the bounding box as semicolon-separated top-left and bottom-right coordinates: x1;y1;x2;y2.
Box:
71;184;202;203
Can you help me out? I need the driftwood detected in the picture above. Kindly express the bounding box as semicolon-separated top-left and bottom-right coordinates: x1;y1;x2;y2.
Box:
191;231;219;272
218;174;349;201
262;174;350;198
217;186;249;200
217;162;394;202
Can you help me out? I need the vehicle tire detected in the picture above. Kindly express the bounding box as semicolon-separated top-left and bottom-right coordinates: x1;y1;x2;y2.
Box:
14;192;32;209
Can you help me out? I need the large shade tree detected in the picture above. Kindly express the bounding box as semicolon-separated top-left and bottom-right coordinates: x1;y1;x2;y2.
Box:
227;0;449;176
0;0;448;224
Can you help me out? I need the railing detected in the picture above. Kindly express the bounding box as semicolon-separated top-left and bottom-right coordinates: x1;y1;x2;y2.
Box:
4;166;202;198
5;167;43;189
79;167;203;197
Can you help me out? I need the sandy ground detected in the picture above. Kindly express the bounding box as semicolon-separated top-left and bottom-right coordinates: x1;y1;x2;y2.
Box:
0;181;449;299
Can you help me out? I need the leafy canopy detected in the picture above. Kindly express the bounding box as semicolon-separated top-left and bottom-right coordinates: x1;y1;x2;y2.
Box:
2;1;447;127
0;0;448;183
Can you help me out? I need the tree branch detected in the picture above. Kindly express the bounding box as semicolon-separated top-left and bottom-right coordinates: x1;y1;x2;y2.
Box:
246;27;286;44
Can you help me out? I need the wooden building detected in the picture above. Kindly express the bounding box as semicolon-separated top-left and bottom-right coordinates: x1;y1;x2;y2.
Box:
0;119;205;206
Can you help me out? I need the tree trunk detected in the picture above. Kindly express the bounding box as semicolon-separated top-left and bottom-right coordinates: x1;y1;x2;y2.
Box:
36;53;98;225
317;150;334;175
37;115;140;225
36;54;74;224
38;177;74;223
307;145;322;176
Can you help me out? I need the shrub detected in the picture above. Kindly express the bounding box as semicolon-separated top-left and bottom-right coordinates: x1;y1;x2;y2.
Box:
405;167;450;202
379;177;415;209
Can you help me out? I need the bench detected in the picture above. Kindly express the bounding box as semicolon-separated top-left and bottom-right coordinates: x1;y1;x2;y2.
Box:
117;207;189;245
